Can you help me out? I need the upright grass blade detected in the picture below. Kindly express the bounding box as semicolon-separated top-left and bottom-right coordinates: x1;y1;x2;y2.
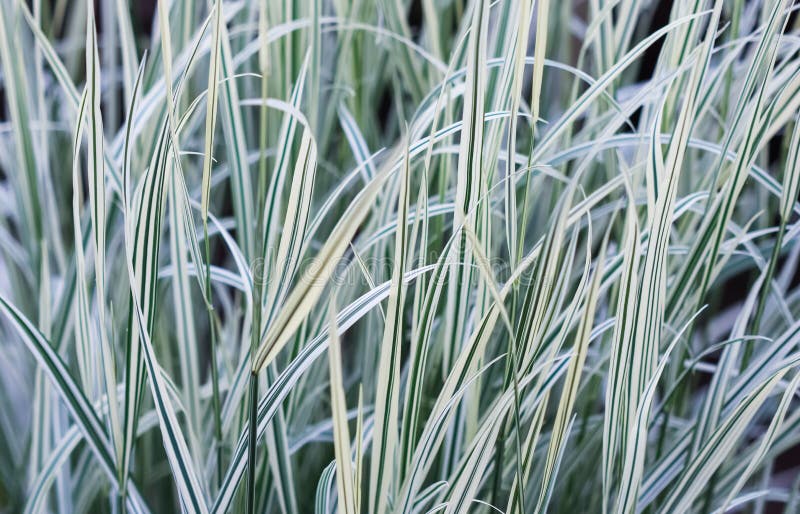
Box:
71;90;96;398
603;178;640;512
368;135;410;514
445;0;487;376
218;21;255;261
121;144;210;513
168;163;203;464
201;0;223;224
530;0;550;129
85;3;124;476
327;296;357;514
120;119;171;506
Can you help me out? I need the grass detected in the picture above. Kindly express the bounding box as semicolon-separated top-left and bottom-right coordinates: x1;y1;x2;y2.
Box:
1;0;800;512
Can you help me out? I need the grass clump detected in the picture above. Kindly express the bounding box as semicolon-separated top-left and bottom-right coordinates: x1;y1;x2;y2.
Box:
1;0;800;512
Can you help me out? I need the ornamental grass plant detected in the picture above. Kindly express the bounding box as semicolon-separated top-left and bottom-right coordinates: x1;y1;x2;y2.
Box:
1;0;800;512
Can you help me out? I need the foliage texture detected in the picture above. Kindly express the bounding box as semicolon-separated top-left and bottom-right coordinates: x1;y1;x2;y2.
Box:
1;0;800;512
